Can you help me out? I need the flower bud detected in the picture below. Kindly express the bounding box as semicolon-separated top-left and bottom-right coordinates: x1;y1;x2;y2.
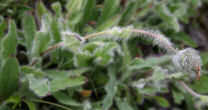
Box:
172;48;202;80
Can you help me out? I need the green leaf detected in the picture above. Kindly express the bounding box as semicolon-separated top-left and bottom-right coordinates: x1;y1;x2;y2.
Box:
153;96;170;108
67;11;83;30
77;0;96;31
21;66;44;78
184;94;196;110
150;67;166;82
0;20;7;39
82;41;104;53
56;50;74;68
50;18;61;43
169;3;187;17
36;1;51;21
172;90;184;104
103;69;118;110
65;0;83;29
32;32;50;57
0;57;19;99
189;0;201;7
115;98;133;110
94;42;121;66
130;56;171;70
200;52;208;66
167;31;197;47
122;42;131;68
98;0;120;25
65;0;83;15
49;76;87;93
5;94;21;109
192;76;208;94
28;75;50;97
0;20;7;52
40;14;51;32
45;68;88;80
51;2;62;18
63;34;81;54
74;52;93;67
96;15;120;32
155;4;179;32
53;92;81;106
22;14;37;52
23;100;37;110
1;20;17;58
119;0;138;26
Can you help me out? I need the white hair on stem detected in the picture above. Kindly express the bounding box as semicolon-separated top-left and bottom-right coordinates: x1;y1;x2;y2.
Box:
83;27;177;54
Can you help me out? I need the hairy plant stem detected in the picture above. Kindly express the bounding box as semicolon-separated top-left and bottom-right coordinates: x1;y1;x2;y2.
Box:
84;29;177;54
30;42;64;66
31;99;72;110
40;42;64;56
83;31;109;41
131;29;177;54
179;81;201;98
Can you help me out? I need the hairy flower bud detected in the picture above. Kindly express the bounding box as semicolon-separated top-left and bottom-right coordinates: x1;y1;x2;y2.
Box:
172;48;202;80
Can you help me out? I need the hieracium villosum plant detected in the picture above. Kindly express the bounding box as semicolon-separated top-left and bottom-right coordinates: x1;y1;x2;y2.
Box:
33;16;207;101
0;1;207;109
0;16;207;110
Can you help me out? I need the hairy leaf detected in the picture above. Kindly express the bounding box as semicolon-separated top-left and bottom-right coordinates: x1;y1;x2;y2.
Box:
22;14;37;52
94;42;121;66
32;32;50;57
0;57;19;99
74;52;93;67
50;18;61;43
115;98;133;110
51;2;62;18
119;0;138;26
98;0;120;25
36;1;51;21
21;66;44;78
45;68;88;79
50;76;87;93
28;75;49;97
103;69;118;110
1;20;17;58
155;4;179;32
77;0;95;31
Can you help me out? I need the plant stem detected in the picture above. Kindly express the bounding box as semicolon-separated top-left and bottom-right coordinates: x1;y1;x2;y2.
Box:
179;81;201;98
83;29;177;54
40;42;64;56
30;59;38;66
31;99;72;110
30;42;64;66
131;29;177;54
83;31;109;41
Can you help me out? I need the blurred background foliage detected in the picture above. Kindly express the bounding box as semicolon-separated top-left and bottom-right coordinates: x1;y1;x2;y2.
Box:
0;0;208;110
